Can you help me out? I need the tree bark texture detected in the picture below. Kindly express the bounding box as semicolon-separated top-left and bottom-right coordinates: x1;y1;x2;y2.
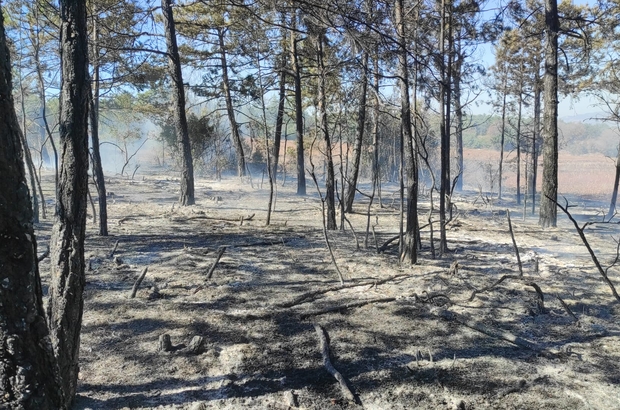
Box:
290;14;306;195
48;0;90;407
439;0;452;255
532;72;541;214
217;27;246;178
89;15;108;235
539;0;559;227
272;52;287;181
162;0;195;206
344;52;369;213
316;34;337;230
396;0;418;264
607;149;620;219
0;9;63;408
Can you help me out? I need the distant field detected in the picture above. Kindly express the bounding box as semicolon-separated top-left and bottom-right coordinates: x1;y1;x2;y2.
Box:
463;148;616;200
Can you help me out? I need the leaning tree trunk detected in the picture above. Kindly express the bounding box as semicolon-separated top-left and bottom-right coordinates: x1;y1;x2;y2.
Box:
607;149;620;219
48;0;90;407
217;27;246;178
162;0;195;205
290;13;306;195
0;9;63;408
344;52;369;213
89;13;108;235
539;0;559;228
316;33;337;230
396;0;418;263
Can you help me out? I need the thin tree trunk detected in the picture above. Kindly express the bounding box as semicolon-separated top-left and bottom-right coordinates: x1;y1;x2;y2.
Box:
607;149;620;219
291;13;306;195
396;0;418;263
19;81;41;223
344;52;369;213
0;10;63;407
439;0;452;255
272;52;287;181
217;27;246;177
48;0;90;406
89;13;108;235
532;72;541;214
498;72;507;200
162;0;195;206
372;50;381;203
454;42;464;192
316;33;336;230
539;0;559;227
516;90;523;205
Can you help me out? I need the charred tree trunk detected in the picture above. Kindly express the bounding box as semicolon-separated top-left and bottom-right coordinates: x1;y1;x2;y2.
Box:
344;52;369;213
539;0;559;228
516;88;523;206
454;43;464;192
89;13;108;235
272;52;287;181
162;0;195;206
607;149;620;219
316;33;337;230
396;0;418;263
532;72;541;214
0;10;63;408
290;14;306;195
217;27;246;178
48;0;90;407
439;0;452;255
372;50;381;200
498;72;507;200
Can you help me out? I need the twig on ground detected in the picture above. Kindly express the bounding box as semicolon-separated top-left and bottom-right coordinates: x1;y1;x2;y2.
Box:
378;234;399;253
173;213;255;223
313;324;359;404
555;294;579;322
206;246;227;280
506;210;523;276
130;267;149;298
109;239;120;259
525;281;545;313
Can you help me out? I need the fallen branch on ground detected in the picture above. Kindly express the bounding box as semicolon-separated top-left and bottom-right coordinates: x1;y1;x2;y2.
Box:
109;240;120;258
206;247;226;280
172;213;255;223
130;267;149;298
555;294;579;322
506;210;524;276
277;273;413;308
313;324;359;404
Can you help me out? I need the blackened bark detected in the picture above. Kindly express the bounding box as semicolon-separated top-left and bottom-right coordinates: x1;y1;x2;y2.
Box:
0;9;63;408
532;72;541;214
316;34;337;230
273;52;287;180
290;15;306;195
607;150;620;219
454;48;464;192
439;0;452;255
344;52;369;213
217;27;246;178
48;0;90;407
396;0;418;264
89;15;108;235
516;89;523;205
539;0;559;227
162;0;195;205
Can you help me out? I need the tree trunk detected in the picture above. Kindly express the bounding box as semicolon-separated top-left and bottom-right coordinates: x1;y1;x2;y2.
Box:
372;50;381;200
516;81;523;206
532;72;541;214
48;0;90;407
217;27;246;178
162;0;195;206
316;33;337;230
396;0;418;263
498;72;507;200
290;13;306;195
272;52;287;181
607;149;620;219
439;0;452;255
539;0;559;228
89;13;108;235
344;52;369;213
454;42;464;192
0;10;63;408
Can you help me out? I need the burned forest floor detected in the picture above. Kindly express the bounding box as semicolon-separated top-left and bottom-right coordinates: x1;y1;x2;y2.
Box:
34;170;620;410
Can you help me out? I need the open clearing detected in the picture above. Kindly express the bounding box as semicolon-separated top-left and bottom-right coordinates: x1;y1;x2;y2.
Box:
33;158;620;410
